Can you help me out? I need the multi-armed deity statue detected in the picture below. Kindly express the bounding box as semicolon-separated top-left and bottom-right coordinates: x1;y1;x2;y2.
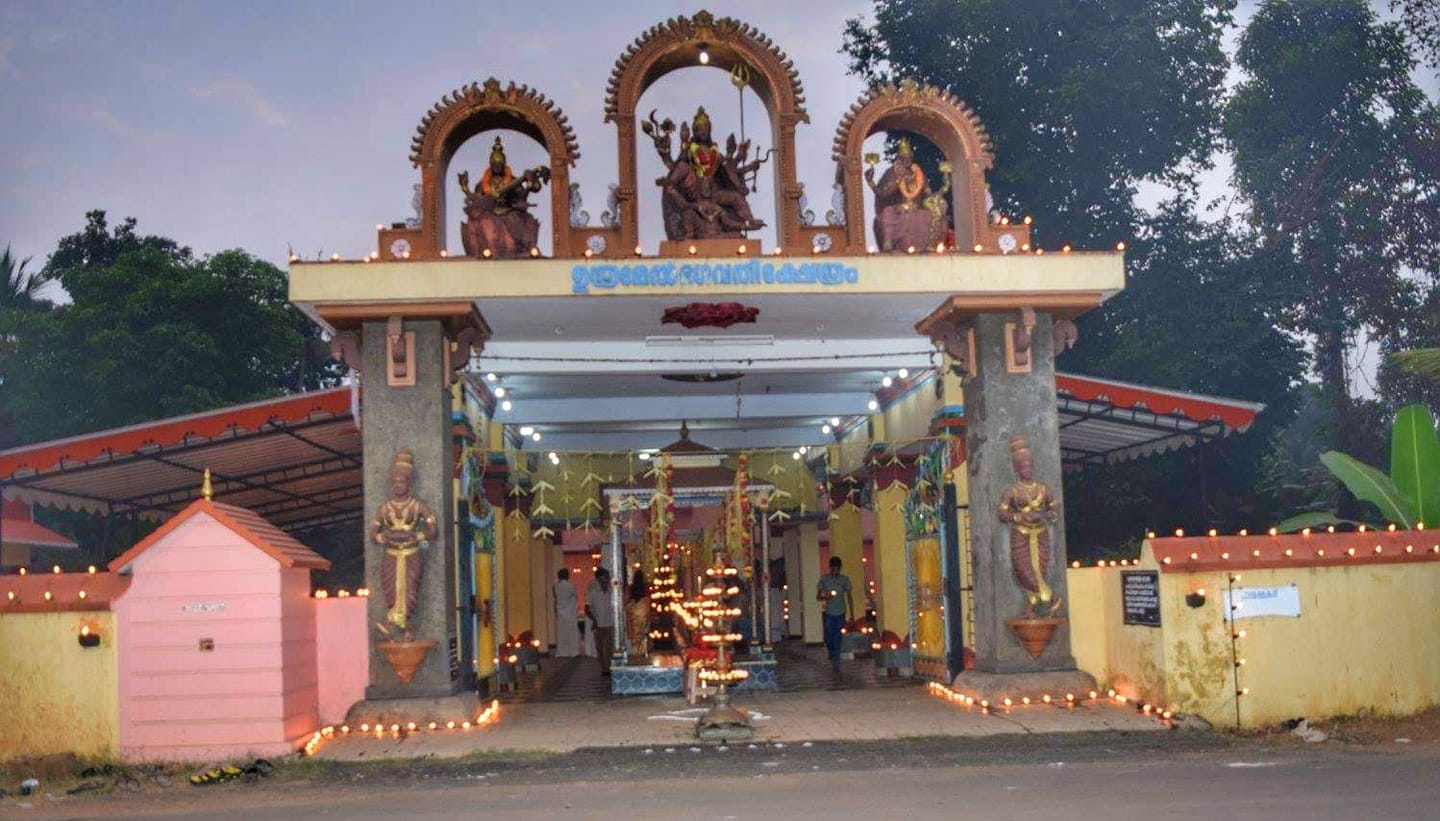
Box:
371;450;439;643
865;136;953;252
644;106;767;240
458;136;552;258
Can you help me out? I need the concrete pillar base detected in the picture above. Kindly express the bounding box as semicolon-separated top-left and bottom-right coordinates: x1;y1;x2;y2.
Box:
344;692;484;728
949;669;1098;704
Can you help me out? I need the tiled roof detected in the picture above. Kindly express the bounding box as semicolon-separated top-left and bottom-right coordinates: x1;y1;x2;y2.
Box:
108;499;331;573
1147;530;1440;573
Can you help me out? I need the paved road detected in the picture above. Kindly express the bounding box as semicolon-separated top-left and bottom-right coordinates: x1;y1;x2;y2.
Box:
13;735;1439;820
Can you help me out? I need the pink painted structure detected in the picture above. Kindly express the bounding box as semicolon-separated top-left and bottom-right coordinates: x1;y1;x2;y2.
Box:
314;594;368;726
108;498;343;762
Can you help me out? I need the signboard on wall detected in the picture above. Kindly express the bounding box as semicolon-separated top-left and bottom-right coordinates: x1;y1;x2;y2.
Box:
1122;570;1161;627
1223;584;1301;621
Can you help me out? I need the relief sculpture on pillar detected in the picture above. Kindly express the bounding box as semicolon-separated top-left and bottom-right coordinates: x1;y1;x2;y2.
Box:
371;449;440;682
998;434;1065;659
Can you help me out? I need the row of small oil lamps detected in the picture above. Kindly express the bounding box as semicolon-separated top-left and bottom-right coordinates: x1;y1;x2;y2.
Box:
927;681;1175;722
301;699;501;757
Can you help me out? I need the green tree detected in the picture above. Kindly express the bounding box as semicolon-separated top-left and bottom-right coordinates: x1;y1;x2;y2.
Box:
1225;0;1440;460
1;211;339;444
843;0;1237;246
1060;200;1307;548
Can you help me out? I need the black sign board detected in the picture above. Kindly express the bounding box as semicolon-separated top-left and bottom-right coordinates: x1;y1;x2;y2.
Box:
1122;570;1161;627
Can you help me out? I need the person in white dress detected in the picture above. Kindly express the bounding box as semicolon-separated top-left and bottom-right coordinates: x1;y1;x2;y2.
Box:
554;569;580;657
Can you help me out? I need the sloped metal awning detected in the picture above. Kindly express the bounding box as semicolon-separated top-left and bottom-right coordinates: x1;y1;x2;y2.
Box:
0;387;361;532
1055;373;1263;466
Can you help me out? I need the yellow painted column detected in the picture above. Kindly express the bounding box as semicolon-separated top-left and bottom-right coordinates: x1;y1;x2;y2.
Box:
529;535;552;650
799;521;823;643
873;482;909;636
475;551;495;677
829;502;864;600
781;526;803;638
502;513;533;638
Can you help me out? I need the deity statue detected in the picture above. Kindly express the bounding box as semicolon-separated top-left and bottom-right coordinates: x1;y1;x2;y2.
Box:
458;136;552;258
864;137;952;252
997;435;1061;619
644;106;767;240
370;450;439;642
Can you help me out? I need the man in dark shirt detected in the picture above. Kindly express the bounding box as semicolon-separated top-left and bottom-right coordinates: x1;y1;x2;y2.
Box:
816;556;854;679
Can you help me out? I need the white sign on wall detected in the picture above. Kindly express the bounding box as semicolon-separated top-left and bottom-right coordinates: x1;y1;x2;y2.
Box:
1222;585;1301;621
179;602;227;614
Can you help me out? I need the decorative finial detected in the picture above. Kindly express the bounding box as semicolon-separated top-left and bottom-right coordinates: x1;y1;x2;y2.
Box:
679;420;690;440
201;468;214;501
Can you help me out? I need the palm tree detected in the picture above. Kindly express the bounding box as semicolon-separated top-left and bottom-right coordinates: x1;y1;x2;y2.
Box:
1388;348;1440;382
1;244;52;310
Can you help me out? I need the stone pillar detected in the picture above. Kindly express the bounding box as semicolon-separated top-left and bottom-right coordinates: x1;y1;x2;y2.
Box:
872;482;909;636
361;320;459;700
798;522;822;644
965;311;1077;674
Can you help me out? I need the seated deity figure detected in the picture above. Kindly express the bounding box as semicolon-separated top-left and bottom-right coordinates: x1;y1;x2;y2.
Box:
865;137;952;252
458;136;551;258
644;106;767;240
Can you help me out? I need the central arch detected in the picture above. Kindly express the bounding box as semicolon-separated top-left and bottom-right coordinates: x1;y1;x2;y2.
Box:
604;10;809;253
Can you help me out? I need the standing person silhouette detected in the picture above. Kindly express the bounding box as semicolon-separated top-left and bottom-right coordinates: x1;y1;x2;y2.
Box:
554;569;580;658
816;556;854;680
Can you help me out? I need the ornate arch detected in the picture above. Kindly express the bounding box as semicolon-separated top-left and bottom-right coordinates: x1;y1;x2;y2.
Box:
604;10;810;253
832;79;1002;253
409;78;580;258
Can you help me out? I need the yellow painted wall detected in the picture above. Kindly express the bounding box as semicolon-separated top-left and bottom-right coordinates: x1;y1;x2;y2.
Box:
0;612;119;760
501;513;533;638
873;483;909;635
829;502;864;594
1068;547;1440;727
799;523;823;643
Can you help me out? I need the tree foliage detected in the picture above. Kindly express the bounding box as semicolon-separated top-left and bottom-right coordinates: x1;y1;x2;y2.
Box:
1;211;339;445
1225;0;1440;454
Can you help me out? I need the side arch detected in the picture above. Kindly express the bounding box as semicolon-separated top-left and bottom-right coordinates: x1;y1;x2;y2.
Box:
832;79;996;253
604;10;809;252
409;78;580;258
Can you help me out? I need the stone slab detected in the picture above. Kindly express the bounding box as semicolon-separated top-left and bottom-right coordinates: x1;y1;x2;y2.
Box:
344;692;484;727
949;669;1099;705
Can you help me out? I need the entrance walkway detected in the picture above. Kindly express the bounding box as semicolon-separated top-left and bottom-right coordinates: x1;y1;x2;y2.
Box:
316;681;1164;760
501;641;922;705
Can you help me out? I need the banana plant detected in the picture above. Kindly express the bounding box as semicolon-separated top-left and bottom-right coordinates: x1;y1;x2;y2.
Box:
1276;403;1440;531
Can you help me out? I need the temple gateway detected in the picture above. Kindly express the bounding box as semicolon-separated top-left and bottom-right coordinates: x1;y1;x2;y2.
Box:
35;11;1424;763
302;8;1125;720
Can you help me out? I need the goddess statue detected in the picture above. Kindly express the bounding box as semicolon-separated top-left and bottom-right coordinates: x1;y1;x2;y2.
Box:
865;137;952;252
458;136;551;258
997;435;1061;619
370;450;439;641
644;106;767;240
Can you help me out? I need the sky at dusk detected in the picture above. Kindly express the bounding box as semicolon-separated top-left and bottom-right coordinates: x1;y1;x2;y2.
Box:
1;0;1434;297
